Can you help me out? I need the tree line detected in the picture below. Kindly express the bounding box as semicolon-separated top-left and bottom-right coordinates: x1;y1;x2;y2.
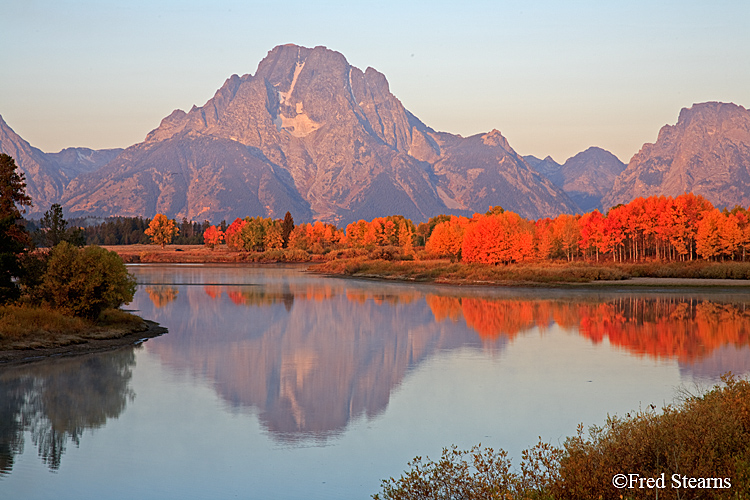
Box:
15;170;750;265
188;192;750;264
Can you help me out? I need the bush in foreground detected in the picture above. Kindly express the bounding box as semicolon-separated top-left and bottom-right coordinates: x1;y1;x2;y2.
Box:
40;242;136;319
374;375;750;500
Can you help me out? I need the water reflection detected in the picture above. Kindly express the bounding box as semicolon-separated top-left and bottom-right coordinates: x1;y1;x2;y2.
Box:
138;283;481;443
128;266;750;444
0;348;136;475
426;295;750;362
145;286;179;308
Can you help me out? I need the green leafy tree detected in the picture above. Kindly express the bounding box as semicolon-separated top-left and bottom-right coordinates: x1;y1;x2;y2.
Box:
41;242;136;319
240;216;266;251
0;154;33;303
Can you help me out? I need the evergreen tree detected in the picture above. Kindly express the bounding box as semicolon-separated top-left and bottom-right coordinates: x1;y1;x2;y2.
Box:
0;154;33;303
39;204;68;247
282;211;295;248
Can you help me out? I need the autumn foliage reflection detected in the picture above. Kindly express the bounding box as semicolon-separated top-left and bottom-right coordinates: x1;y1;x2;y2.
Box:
427;294;750;362
145;285;179;308
183;281;750;363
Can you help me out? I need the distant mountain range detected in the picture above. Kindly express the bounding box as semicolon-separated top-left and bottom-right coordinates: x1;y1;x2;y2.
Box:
1;44;749;223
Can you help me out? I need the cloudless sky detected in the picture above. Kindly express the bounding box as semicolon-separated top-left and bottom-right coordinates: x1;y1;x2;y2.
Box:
2;0;748;163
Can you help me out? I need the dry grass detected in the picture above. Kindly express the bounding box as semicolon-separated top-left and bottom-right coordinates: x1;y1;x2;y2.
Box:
617;260;750;279
315;258;750;284
0;305;146;350
314;258;628;284
103;244;317;263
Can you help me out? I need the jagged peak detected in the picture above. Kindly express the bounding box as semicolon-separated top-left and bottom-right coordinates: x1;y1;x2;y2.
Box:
481;129;511;151
677;101;747;125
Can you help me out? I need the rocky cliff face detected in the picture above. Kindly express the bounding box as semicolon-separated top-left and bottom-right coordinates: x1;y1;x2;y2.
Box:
61;44;578;223
604;102;750;210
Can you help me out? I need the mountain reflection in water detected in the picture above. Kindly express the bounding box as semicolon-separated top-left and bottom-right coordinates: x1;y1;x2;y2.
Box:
0;349;136;475
128;266;750;444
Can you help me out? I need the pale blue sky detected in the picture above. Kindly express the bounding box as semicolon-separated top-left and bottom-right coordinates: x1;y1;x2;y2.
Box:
2;0;748;163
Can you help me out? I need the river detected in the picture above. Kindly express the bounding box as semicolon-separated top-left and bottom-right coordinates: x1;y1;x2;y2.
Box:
1;264;749;499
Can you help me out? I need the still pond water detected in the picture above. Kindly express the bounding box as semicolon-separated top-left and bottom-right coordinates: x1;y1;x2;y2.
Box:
2;264;750;499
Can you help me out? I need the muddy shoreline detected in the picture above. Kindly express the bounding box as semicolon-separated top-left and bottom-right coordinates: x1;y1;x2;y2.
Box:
0;320;168;366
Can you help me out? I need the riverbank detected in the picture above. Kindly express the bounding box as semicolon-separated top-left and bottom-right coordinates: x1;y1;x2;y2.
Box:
312;258;750;287
103;244;319;263
102;245;750;286
0;307;168;365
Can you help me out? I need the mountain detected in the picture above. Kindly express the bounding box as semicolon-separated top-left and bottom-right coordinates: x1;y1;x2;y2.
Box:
61;44;578;224
46;147;122;179
0;115;122;216
0;115;64;215
526;147;625;212
524;155;563;185
604;102;750;210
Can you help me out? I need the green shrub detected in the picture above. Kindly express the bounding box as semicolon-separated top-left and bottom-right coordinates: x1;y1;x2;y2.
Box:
41;242;136;319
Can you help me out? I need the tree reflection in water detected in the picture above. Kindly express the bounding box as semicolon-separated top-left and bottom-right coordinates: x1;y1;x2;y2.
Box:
196;283;750;363
0;348;136;475
145;286;179;308
426;295;750;362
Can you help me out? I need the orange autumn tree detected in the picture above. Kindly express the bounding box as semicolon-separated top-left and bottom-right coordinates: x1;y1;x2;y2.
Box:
551;213;580;261
462;211;534;264
344;216;416;253
426;216;469;261
578;210;605;262
289;221;344;253
203;225;224;250
224;218;246;251
145;214;179;249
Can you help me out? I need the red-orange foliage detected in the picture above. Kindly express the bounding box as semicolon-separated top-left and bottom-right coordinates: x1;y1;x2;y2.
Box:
207;191;735;263
203;225;224;250
425;294;750;362
462;212;534;264
425;216;469;261
224;218;246;251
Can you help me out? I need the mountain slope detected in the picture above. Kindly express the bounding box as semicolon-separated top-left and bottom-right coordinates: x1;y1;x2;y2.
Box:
63;44;578;223
0;115;122;216
558;147;625;212
0;115;64;215
604;102;750;210
526;148;625;212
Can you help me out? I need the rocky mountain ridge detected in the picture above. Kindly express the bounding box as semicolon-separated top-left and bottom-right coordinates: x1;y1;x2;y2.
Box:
603;102;750;210
526;147;625;212
2;46;748;223
0;114;122;216
15;44;579;224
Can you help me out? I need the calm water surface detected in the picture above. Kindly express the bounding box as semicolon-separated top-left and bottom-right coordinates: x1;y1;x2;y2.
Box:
2;264;750;499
